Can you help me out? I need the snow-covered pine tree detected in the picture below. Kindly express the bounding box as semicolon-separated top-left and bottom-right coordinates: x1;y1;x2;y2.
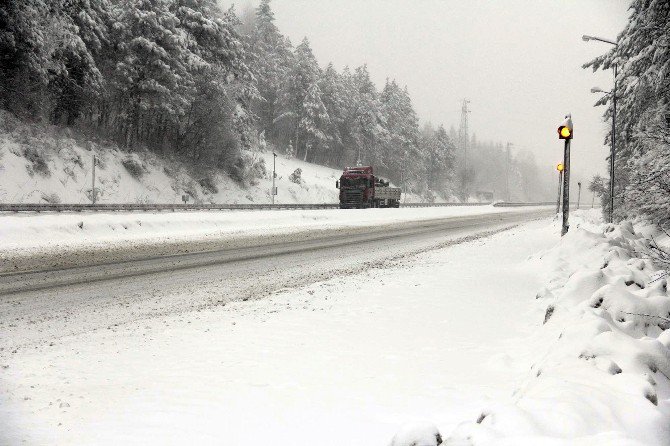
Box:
247;0;293;146
584;0;670;224
349;65;385;167
299;81;330;162
380;80;420;184
317;63;348;166
277;37;322;159
110;0;195;147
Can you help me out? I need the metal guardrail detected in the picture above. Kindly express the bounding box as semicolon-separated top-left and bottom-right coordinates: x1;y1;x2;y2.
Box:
0;203;338;212
400;202;492;208
493;202;556;207
0;201;555;213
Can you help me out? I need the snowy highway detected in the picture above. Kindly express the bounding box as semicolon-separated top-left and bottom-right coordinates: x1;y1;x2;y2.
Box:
0;207;552;350
0;207;557;445
3;208;668;445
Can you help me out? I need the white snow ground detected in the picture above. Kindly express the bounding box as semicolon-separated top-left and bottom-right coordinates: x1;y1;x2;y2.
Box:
0;212;554;445
1;210;669;446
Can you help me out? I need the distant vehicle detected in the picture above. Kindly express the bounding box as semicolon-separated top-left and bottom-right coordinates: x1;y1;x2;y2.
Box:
336;166;401;209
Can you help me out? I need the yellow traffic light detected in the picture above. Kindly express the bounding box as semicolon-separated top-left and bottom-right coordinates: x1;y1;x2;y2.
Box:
558;125;573;140
557;163;564;172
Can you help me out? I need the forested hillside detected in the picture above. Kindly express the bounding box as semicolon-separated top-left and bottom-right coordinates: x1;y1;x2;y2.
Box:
585;0;669;224
1;0;553;202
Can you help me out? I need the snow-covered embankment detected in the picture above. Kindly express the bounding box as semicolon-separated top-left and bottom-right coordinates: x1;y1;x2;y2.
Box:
438;210;670;445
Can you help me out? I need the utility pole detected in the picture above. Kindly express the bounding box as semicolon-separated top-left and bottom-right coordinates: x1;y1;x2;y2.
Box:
505;142;512;202
610;64;617;223
459;99;470;200
577;181;582;209
272;152;277;205
555;163;564;214
91;154;97;204
558;115;573;236
582;34;618;223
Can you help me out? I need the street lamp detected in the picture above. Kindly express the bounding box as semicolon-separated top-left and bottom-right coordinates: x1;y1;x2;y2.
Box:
583;34;618;223
590;87;609;94
582;35;617;46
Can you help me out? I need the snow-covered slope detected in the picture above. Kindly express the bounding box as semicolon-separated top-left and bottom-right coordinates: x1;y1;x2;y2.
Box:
438;210;670;445
0;112;345;205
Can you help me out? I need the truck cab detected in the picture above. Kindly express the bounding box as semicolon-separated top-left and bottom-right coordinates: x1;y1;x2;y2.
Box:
336;166;401;209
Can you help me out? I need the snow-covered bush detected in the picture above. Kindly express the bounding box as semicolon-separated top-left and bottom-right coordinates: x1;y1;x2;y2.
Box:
121;157;146;180
40;192;60;204
229;152;266;187
289;168;303;185
23;146;50;177
198;177;218;195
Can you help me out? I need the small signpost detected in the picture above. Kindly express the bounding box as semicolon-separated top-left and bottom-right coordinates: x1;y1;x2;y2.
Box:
182;194;189;204
91;154;97;204
272;152;278;205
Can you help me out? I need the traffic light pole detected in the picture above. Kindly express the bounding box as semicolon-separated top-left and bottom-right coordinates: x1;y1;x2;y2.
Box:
556;170;563;214
561;139;571;236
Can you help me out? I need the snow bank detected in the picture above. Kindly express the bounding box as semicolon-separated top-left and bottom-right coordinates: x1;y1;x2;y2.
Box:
439;209;670;445
0;205;551;273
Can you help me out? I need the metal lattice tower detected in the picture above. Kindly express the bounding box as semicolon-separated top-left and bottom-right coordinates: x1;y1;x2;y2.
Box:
459;99;471;169
459;99;471;197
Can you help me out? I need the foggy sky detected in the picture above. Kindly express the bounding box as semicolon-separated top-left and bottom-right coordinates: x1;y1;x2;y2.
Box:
227;0;630;193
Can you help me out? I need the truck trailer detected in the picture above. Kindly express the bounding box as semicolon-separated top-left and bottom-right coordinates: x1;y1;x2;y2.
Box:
336;166;401;209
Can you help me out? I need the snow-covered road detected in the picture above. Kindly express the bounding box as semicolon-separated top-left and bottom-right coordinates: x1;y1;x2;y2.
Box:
0;215;558;445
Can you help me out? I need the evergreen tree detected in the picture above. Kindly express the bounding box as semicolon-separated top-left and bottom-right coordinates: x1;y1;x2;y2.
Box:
584;0;670;223
278;37;321;158
248;0;292;143
299;81;330;162
349;65;384;166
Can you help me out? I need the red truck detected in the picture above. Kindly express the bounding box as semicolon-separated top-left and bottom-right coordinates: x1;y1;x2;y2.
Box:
335;166;401;209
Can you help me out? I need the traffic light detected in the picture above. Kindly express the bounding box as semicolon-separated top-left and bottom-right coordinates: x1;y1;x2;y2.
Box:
557;163;564;172
558;126;573;139
557;115;573;140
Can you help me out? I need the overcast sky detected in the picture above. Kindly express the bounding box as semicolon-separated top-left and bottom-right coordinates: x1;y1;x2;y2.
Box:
226;0;630;188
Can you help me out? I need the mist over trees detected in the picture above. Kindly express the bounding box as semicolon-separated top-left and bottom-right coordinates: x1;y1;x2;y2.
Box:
0;0;553;201
585;0;669;225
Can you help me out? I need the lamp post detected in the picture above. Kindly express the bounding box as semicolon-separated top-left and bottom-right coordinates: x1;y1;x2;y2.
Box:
583;34;618;223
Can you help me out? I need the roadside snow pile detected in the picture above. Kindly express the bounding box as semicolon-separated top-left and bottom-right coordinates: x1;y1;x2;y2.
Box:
396;210;670;446
390;423;443;446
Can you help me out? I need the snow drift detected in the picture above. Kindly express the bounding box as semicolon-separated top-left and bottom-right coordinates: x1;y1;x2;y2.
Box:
436;210;670;445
